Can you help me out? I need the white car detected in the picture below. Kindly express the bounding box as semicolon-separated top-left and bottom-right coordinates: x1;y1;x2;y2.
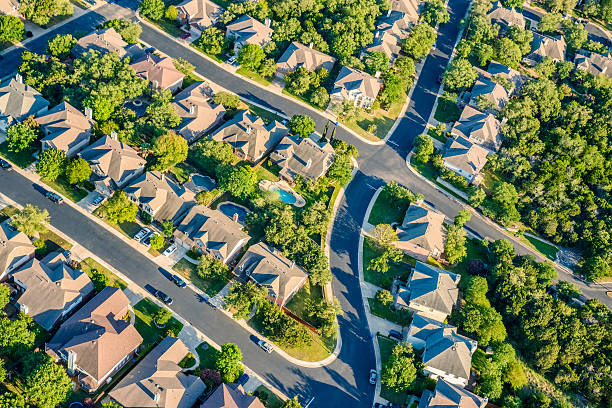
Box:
257;340;273;353
133;228;152;242
163;243;177;256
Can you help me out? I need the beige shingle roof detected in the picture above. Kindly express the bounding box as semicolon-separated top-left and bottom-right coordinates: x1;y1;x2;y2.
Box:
37;101;94;153
201;383;265;408
0;220;34;277
452;105;503;152
390;0;421;20
526;33;567;63
442;136;489;177
277;42;336;73
487;1;525;30
73;27;129;58
0;78;50;122
395;204;446;255
574;50;612;78
226;15;273;47
469;78;509;112
177;0;224;29
270;135;335;182
332;66;382;101
172;81;226;143
131;54;185;89
418;379;487;408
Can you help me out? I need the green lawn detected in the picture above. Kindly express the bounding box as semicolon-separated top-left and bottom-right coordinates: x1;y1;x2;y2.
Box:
45;176;88;203
169;162;197;184
133;298;184;346
172;258;230;296
378;335;411;405
409;156;439;183
93;206;143;238
282;88;324;111
0;205;19;222
363;237;414;290
368;298;413;326
0;142;37;168
236;67;271;86
523;234;558;261
434;97;461;123
255;385;284;408
255;164;280;182
239;102;286;125
182;71;205;89
368;190;409;226
195;341;219;370
448;238;489;282
35;229;73;259
285;281;324;324
179;353;196;369
339;95;405;141
427;128;447;144
79;257;128;290
145;16;183;37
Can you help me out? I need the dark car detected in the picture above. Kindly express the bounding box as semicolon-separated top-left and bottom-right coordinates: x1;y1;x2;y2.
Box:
236;373;249;386
154;290;173;305
172;275;187;288
0;159;12;170
389;329;403;341
45;191;63;204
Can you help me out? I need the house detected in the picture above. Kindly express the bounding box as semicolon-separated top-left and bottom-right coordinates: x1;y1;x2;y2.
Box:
0;75;50;132
225;15;273;53
468;78;509;112
46;286;143;393
363;10;412;63
523;33;567;65
442;136;489;184
331;66;382;108
72;28;133;59
0;219;35;281
79;133;146;196
236;242;308;307
172;81;226;143
487;1;525;32
200;383;265;408
407;313;477;386
389;0;421;21
174;205;249;264
125;171;196;223
269;134;335;182
417;379;487;408
0;0;20;16
211;110;288;163
486;61;526;92
130;54;185;93
394;204;446;262
37;101;95;158
451;106;503;152
108;337;206;408
176;0;224;32
574;50;612;78
276;42;337;78
11;251;94;331
396;262;460;322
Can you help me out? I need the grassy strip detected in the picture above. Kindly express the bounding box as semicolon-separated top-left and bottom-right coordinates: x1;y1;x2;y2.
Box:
281;88;324;111
522;234;558;261
172;258;230;296
236;67;271;86
133;298;184;345
368;298;413;326
79;257;128;290
45;176;89;203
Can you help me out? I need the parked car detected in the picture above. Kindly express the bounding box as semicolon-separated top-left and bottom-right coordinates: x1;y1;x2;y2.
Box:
236;373;249;386
389;329;403;341
92;195;105;206
172;275;187;288
162;243;177;256
369;369;377;385
0;159;12;170
142;234;154;248
154;290;173;305
180;32;191;39
257;340;273;353
133;228;152;242
45;191;63;204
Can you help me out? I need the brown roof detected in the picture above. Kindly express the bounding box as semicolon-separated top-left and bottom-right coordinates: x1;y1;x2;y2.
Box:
225;15;273;47
395;204;446;255
173;82;226;143
487;1;525;30
277;42;336;73
201;383;265;408
418;379;487;408
270;135;335;182
525;33;567;64
46;286;143;387
37;101;94;153
0;77;50;122
574;50;612;78
177;0;224;28
452;106;503;152
390;0;421;20
109;337;206;408
442;137;489;177
469;78;509;112
0;220;35;277
332;66;382;101
73;27;129;58
131;54;185;89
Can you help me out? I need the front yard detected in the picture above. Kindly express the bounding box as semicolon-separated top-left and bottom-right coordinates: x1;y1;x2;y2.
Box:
45;175;90;203
133;298;184;346
93;205;142;238
35;229;73;259
255;384;284;408
368;298;413;326
195;341;219;370
0;142;37;168
338;95;405;141
79;257;128;290
363;237;414;290
368;189;410;226
172;258;230;296
433;94;461;123
284;281;324;323
236;67;271;86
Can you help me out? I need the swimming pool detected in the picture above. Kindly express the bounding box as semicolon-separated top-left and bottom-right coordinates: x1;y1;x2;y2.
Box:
270;186;297;204
218;202;248;225
191;174;216;191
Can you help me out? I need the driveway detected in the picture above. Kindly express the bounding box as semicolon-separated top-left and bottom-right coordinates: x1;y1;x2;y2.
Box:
77;190;105;213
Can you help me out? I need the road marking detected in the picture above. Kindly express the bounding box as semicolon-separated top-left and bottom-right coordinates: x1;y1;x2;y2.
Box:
387;140;400;147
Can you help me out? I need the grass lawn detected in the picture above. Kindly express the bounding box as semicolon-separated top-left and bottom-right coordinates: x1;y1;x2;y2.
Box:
363;237;414;290
282;88;324;111
182;71;205;89
409;156;439;183
236;67;271;86
339;96;405;141
0;205;19;222
368;190;409;226
285;281;324;323
146;16;183;37
133;298;184;346
179;352;196;368
240;102;286;124
255;164;279;182
70;0;90;8
378;335;411;405
255;385;284;408
434;97;461;123
169;162;198;184
523;234;558;261
35;229;73;258
368;298;413;326
94;206;143;238
448;238;489;282
0;142;37;168
45;176;88;203
172;258;230;296
79;257;128;290
427;128;447;144
195;341;219;370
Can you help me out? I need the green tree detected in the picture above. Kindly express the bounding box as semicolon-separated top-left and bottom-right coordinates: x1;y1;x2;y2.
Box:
289;114;316;138
165;4;178;20
21;353;72;408
237;44;265;71
402;24;436;60
0;286;9;310
364;51;389;75
375;289;393;305
310;86;330;108
84;94;114;122
103;19;142;43
36;148;66;181
151;131;188;171
90;270;109;292
538;12;562;33
197;254;228;280
468;187;486;207
196;189;219;206
556;281;580;301
10;205;49;236
379;72;408;107
301;200;331;235
0;392;28;408
0;15;24;43
224;281;268;319
285;67;312;96
495;38;522;68
64;157;91;184
327;154;353;186
102;190;138;224
414;133;434;163
139;0;165;20
197;27;226;55
445;225;467;264
162;220;175;237
217;164;258;199
102;402;123;408
371;224;398;249
493;181;518;207
46;33;76;58
454;209;471;227
282;397;303;408
145;89;181;130
442;58;477;90
0;317;35;356
258;58;277;78
381;342;417;392
215;343;243;383
19;0;73;26
421;0;450;26
150;234;165;250
6;122;37;152
213;91;240;109
154;307;172;325
562;20;588;50
474;360;503;399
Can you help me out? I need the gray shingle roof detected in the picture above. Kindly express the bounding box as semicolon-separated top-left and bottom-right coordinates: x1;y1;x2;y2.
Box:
0;78;50;122
451;106;503;152
396;203;446;254
332;66;383;101
226;15;273;47
0;220;34;277
173;81;226;143
399;262;460;315
269;135;335;182
442;136;489;177
487;1;525;30
418;379;487;408
574;50;612;78
277;42;336;73
201;383;265;408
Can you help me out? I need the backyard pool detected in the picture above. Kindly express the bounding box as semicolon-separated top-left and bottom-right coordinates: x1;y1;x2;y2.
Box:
218;202;248;225
188;174;216;192
270;186;297;204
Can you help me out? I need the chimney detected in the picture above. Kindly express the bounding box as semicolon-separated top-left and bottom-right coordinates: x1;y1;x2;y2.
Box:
232;213;239;223
160;173;165;181
84;106;93;119
264;18;271;27
67;350;77;375
15;73;22;84
110;130;118;140
154;392;160;403
375;31;380;39
308;42;313;49
387;9;391;16
189;104;195;115
290;260;295;268
305;158;312;169
374;70;381;78
19;303;28;314
246;125;252;134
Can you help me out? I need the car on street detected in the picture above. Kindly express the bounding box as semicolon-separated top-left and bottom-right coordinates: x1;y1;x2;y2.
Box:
389;329;403;341
369;369;377;385
162;243;177;256
45;191;63;204
172;275;187;288
257;339;273;353
154;290;173;305
0;159;12;170
133;228;151;242
92;195;105;206
180;32;191;39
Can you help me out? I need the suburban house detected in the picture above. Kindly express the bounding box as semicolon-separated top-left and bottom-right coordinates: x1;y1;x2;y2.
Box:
130;54;185;93
0;219;35;281
125;171;197;223
389;0;421;21
407;313;477;386
396;262;460;322
174;205;249;264
211;110;288;163
269;134;336;182
417;379;487;408
71;28;140;59
108;337;206;408
442;136;489;184
11;251;94;331
236;242;308;307
363;10;412;63
0;75;50;132
200;383;265;408
574;50;612;78
468;78;509;112
394;203;446;262
276;42;337;78
0;0;20;16
79;133;146;196
172;81;226;143
487;1;525;32
451;106;503;153
176;0;224;32
46;286;143;393
523;33;567;65
225;15;274;53
485;61;526;92
331;66;382;108
36;101;95;158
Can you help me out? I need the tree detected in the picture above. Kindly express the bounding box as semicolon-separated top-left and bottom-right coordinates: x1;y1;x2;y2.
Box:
224;281;268;319
145;89;181;131
10;205;49;236
0;392;28;408
151;131;188;171
150;234;165;250
21;353;72;408
197;254;228;280
0;15;24;43
375;289;393;305
445;225;467;264
237;44;265;71
215;343;243;383
468;187;486;207
197;27;226;55
217;164;258;199
196;189;219;206
442;58;477;90
102;190;138;224
165;4;178;20
103;19;142;43
301;200;331;235
282;397;303;408
0;316;35;357
154;307;172;325
493;181;518;207
562;20;587;50
364;51;389;75
474;360;503;399
371;224;398;249
19;0;73;26
102;403;123;408
310;86;330;108
414;133;434;163
162;220;175;237
0;286;9;310
139;0;165;20
327;154;353;186
36;148;66;181
6;122;37;152
258;58;277;78
501;0;522;7
64;157;91;184
91;270;109;292
381;342;417;392
454;209;471;227
421;0;450;26
289;115;315;138
538;12;562;33
402;24;436;60
556;281;581;301
213;91;240;109
495;38;522;68
379;72;408;107
285;67;312;96
46;33;76;58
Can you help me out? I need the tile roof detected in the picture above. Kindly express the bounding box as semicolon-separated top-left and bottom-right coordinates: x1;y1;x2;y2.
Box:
395;203;446;254
451;105;503;152
398;262;460;316
131;54;185;89
418;379;487;408
277;42;337;73
109;337;206;408
177;0;224;28
270;135;335;182
73;27;129;58
172;81;226;143
37;101;94;153
487;1;525;30
0;220;35;276
332;66;383;101
574;50;612;78
442;136;489;177
12;252;94;331
226;15;273;47
0;78;50;122
201;383;265;408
